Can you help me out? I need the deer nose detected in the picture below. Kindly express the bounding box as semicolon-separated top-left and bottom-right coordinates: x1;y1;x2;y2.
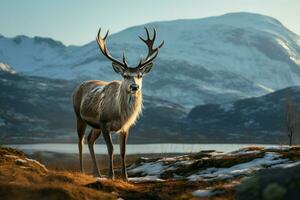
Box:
130;84;139;91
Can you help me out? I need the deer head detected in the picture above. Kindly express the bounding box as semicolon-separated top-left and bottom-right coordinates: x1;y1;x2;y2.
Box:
96;27;164;94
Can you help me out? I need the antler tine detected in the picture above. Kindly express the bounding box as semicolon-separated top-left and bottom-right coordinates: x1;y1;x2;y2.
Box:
97;27;163;70
158;40;164;49
152;27;156;41
104;30;109;40
145;27;150;40
122;52;129;66
136;27;164;68
96;28;128;68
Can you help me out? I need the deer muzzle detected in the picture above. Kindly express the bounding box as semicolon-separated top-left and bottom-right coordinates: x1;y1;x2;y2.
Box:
129;83;139;92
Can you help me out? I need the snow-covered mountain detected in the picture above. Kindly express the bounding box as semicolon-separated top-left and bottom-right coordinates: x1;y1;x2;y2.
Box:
1;12;300;106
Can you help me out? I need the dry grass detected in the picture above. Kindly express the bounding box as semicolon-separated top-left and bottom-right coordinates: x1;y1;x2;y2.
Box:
29;151;184;175
0;147;115;200
2;146;300;200
273;146;300;160
0;146;239;200
85;178;238;200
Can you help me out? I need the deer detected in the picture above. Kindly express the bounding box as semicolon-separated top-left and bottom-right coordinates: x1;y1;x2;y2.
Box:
72;27;164;181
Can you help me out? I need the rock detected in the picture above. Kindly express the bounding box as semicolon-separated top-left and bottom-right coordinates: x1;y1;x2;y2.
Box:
236;164;300;200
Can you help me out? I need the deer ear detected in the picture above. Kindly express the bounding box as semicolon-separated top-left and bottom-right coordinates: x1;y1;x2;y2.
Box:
112;62;125;75
140;63;153;74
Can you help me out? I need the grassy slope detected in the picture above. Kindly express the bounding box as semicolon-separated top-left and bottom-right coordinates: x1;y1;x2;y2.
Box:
0;147;238;200
0;147;116;200
1;146;300;200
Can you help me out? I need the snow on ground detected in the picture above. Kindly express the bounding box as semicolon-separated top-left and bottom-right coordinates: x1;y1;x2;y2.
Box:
127;146;297;183
128;162;164;176
192;189;222;198
264;145;290;151
192;189;220;198
4;154;48;172
227;149;261;156
188;152;288;181
128;176;165;183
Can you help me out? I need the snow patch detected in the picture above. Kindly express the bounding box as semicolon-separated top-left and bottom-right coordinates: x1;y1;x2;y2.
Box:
128;162;164;176
129;176;165;183
276;38;290;51
256;83;274;93
0;62;16;74
264;145;290;151
290;56;300;65
192;189;217;198
228;150;260;156
188;152;288;181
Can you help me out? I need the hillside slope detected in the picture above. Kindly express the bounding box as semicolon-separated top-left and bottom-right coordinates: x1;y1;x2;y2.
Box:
187;86;300;143
1;146;300;200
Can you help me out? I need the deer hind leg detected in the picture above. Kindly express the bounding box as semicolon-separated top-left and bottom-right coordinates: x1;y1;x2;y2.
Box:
76;117;87;172
87;128;102;177
102;127;115;179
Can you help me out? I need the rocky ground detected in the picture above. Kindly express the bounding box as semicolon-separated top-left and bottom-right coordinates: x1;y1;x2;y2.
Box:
0;146;300;200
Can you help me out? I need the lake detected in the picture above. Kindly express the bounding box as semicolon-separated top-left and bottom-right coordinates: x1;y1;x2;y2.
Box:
7;143;279;155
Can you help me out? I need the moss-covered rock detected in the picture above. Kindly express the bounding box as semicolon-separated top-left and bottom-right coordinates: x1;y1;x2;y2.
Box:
236;164;300;200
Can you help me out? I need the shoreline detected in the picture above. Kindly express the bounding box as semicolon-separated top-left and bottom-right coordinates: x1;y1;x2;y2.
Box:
5;143;289;155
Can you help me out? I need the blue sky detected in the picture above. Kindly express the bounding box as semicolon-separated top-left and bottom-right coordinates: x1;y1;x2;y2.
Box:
0;0;299;45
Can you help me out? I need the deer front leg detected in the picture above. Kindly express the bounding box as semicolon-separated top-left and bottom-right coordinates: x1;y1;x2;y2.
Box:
102;128;115;179
119;131;128;181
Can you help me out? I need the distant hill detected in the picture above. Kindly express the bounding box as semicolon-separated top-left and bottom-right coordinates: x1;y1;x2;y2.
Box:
1;12;300;106
186;86;300;143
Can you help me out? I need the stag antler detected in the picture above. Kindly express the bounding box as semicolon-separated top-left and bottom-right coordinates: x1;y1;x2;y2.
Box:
136;27;164;69
96;27;163;69
96;29;129;69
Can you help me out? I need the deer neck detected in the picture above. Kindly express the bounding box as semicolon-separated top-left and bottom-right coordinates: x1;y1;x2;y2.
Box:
117;81;143;129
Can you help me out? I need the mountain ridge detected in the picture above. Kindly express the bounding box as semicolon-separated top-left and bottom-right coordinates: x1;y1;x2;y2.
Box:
1;12;300;107
0;12;292;47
